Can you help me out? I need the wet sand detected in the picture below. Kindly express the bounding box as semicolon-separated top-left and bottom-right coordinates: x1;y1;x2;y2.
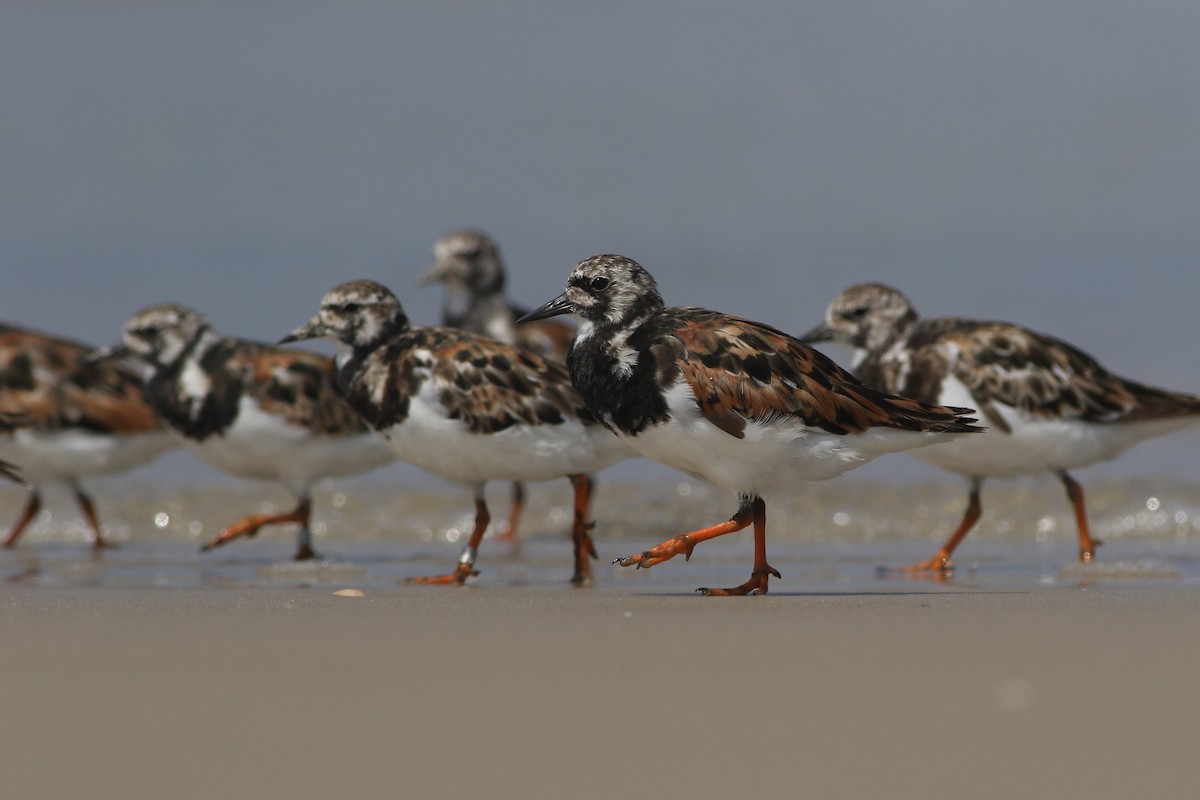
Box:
4;479;1200;798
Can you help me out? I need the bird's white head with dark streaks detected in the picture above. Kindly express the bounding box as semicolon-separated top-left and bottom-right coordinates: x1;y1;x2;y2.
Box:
524;255;663;328
520;255;664;375
421;228;506;296
119;304;216;369
801;282;918;362
284;280;410;365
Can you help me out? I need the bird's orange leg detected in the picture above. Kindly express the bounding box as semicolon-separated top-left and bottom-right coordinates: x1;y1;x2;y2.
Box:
697;496;779;596
615;499;753;570
1059;471;1101;563
408;496;489;586
73;485;116;552
890;478;983;574
568;474;598;586
615;495;777;591
2;490;42;549
201;496;316;560
495;481;525;544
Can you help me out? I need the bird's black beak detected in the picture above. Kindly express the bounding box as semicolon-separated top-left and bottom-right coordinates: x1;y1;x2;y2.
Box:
518;292;573;323
279;316;327;345
798;323;836;344
418;257;462;286
84;342;130;364
0;458;24;485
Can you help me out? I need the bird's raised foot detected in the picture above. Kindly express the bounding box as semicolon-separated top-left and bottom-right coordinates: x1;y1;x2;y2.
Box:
697;566;781;596
406;563;480;586
199;533;245;554
200;523;262;554
613;534;696;570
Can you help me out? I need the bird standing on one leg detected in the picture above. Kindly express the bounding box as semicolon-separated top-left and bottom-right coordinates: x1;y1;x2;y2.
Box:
521;255;982;595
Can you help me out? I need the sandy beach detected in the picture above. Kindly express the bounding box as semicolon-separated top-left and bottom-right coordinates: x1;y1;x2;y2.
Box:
3;478;1200;799
4;580;1200;800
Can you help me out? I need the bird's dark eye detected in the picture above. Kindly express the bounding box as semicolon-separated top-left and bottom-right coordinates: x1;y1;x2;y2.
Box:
848;306;869;319
589;276;610;291
343;302;361;313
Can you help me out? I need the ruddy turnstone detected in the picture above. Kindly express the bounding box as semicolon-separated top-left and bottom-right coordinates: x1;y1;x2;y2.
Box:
521;255;981;595
114;305;395;561
283;279;634;585
803;282;1200;572
421;229;580;543
0;323;175;551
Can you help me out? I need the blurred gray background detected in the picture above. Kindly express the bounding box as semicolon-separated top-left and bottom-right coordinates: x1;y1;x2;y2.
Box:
3;1;1198;484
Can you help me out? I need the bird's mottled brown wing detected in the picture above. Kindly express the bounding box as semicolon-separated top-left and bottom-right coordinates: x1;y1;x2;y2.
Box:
912;320;1200;428
232;345;370;435
425;330;594;434
0;324;160;434
663;310;977;438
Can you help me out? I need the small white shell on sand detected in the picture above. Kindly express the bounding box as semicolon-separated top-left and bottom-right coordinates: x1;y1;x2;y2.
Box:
332;588;366;597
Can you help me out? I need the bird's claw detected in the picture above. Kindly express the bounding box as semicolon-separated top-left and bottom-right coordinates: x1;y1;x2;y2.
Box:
614;534;696;570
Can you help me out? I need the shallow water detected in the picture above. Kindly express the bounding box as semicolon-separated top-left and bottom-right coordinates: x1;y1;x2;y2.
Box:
4;477;1199;593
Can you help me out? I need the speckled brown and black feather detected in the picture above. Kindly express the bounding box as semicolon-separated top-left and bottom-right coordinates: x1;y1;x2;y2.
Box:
674;312;978;436
556;272;979;438
0;323;160;435
147;337;368;442
863;318;1200;429
339;325;596;435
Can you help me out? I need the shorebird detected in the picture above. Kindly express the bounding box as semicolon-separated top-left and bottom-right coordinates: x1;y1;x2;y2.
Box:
521;255;981;595
803;282;1200;572
283;279;634;585
421;228;577;543
0;323;175;551
114;305;395;560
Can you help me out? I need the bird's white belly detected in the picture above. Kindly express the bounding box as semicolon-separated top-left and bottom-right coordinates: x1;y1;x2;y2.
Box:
0;429;177;484
915;374;1197;477
624;381;965;495
379;388;633;484
178;398;393;486
913;414;1195;477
